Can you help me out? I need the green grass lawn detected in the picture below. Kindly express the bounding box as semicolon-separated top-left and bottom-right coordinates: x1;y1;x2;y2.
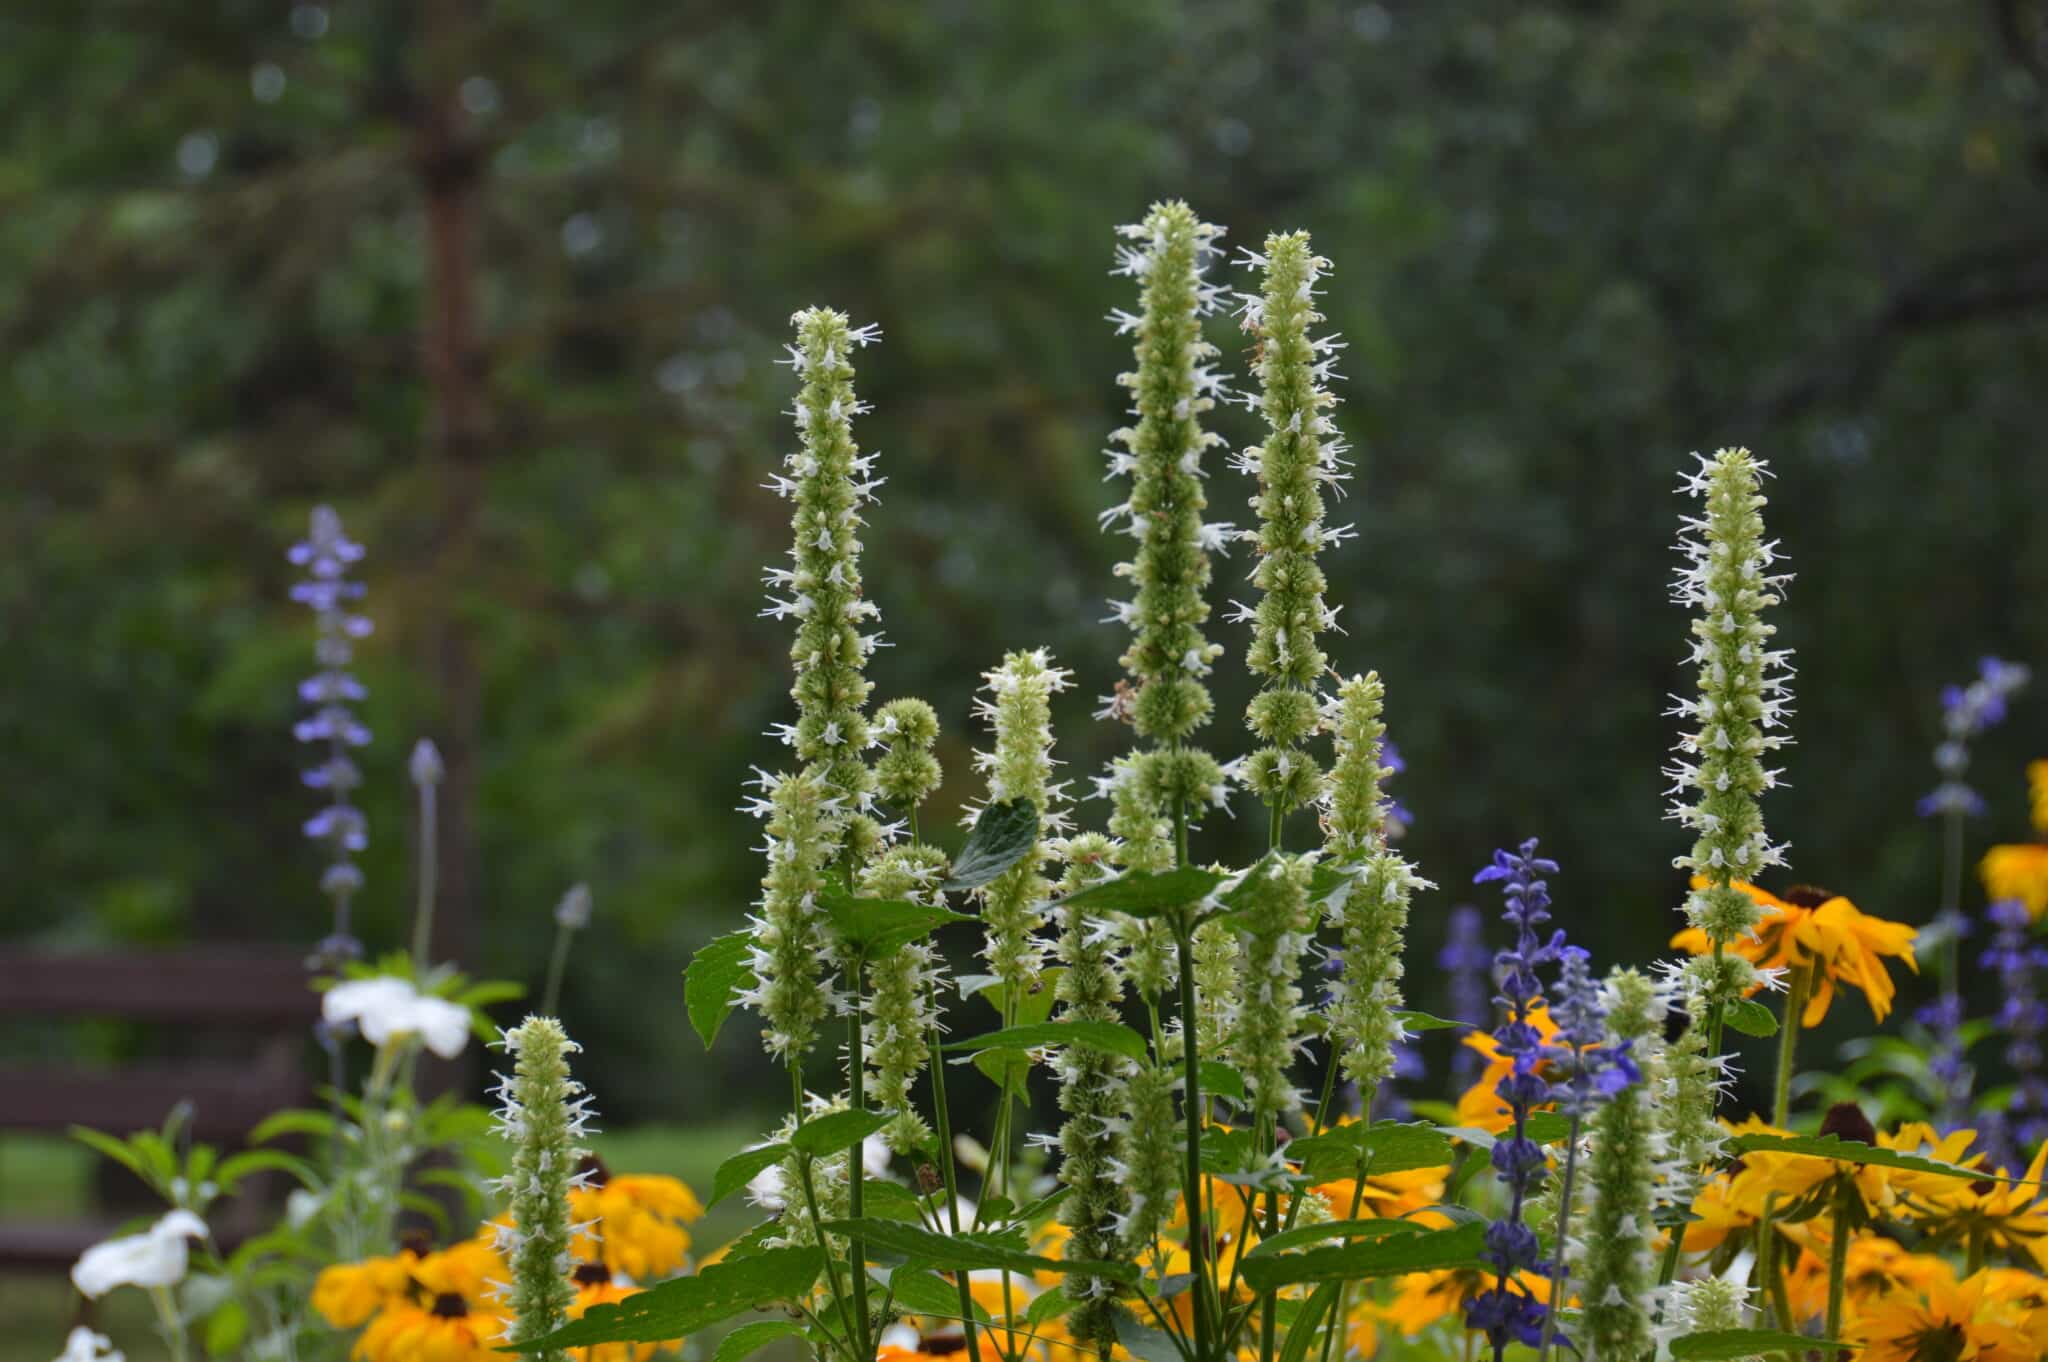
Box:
1;1117;774;1362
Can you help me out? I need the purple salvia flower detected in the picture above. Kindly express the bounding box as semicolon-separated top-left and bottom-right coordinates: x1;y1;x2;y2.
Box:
1982;898;2048;1159
1466;838;1566;1360
293;505;371;966
1918;657;2029;820
1439;904;1493;1084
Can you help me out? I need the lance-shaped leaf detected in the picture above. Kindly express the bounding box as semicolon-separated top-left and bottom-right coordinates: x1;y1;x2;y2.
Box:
505;1245;824;1349
943;798;1039;891
789;1108;892;1158
1722;998;1779;1038
714;1321;807;1362
1243;1218;1424;1259
1728;1132;2004;1182
683;931;755;1049
1670;1331;1859;1361
819;893;974;956
822;1218;1138;1283
710;1143;790;1208
944;1019;1150;1064
1062;867;1227;918
1239;1222;1488;1292
1287;1121;1457;1181
1391;1009;1470;1033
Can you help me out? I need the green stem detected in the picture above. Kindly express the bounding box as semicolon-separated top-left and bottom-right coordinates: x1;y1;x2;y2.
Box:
1773;964;1813;1129
1823;1180;1852;1344
410;778;438;971
1706;939;1728;1067
1536;1110;1584;1362
150;1285;190;1362
1314;1157;1374;1362
926;1021;982;1362
1656;1222;1685;1288
541;924;572;1018
1175;917;1215;1362
846;967;873;1362
791;1062;860;1351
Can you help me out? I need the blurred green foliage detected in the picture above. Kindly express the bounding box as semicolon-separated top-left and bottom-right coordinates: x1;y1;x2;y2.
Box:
2;2;2045;1120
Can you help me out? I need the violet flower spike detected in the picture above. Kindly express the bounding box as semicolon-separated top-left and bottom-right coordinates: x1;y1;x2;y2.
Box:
292;505;372;966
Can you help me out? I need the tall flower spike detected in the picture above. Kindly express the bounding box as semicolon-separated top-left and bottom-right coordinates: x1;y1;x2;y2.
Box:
1235;232;1349;817
1100;201;1229;797
1440;906;1494;1084
769;307;885;822
291;505;372;961
1466;840;1566;1360
496;1016;594;1362
973;649;1073;998
1117;1061;1179;1260
1232;854;1316;1121
1050;834;1132;1345
1982;897;2048;1159
1917;657;2029;819
735;768;841;1061
1101;753;1179;998
1319;673;1392;857
1667;447;1794;949
873;698;944;816
1576;970;1665;1362
860;845;951;1154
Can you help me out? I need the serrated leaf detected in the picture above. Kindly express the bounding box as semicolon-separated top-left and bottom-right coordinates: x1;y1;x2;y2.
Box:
714;1320;807;1362
820;894;974;956
1238;1223;1487;1292
710;1143;789;1208
1289;1122;1457;1180
944;799;1040;891
508;1245;824;1349
1391;1010;1471;1033
888;1268;992;1322
973;1048;1034;1105
1062;867;1227;918
860;1179;930;1223
684;931;756;1050
1728;1132;2000;1183
821;1219;1137;1283
1723;999;1780;1039
1670;1330;1859;1360
945;1019;1150;1063
789;1109;891;1158
1169;1059;1247;1105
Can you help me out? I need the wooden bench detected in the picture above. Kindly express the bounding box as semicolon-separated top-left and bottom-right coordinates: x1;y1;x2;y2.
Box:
0;948;317;1270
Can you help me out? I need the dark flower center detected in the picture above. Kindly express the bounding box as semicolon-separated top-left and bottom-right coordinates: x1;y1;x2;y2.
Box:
918;1333;967;1354
1780;885;1834;909
578;1152;611;1188
1818;1101;1878;1146
431;1292;469;1318
573;1261;612;1286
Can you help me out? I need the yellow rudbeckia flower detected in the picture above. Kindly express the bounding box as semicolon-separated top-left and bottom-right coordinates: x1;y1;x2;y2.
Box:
1849;1263;2038;1362
1451;999;1561;1132
567;1163;705;1282
1978;762;2048;922
1671;879;1918;1024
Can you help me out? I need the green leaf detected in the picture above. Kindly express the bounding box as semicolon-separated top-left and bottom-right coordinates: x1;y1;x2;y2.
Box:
1026;1285;1072;1327
1288;1121;1457;1180
860;1179;931;1223
1728;1132;1998;1183
714;1320;807;1362
216;1149;318;1191
820;1218;1137;1283
1111;1308;1191;1362
973;1048;1035;1104
944;799;1041;891
1239;1223;1487;1292
508;1245;825;1349
888;1268;991;1322
202;1298;249;1356
1243;1218;1424;1260
945;1019;1149;1063
1670;1330;1859;1361
820;894;974;956
1391;1010;1471;1033
789;1108;891;1159
1062;867;1227;918
247;1108;337;1144
710;1143;789;1208
1169;1059;1247;1105
1278;1282;1342;1362
1723;999;1780;1039
684;931;756;1050
69;1127;150;1185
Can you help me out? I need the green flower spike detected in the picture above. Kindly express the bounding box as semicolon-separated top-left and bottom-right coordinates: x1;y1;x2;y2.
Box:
973;648;1073;999
1577;970;1664;1362
860;844;951;1154
1321;674;1431;1099
1100;753;1179;999
1231;854;1316;1121
1668;447;1794;948
766;308;886;823
1232;231;1352;819
1050;833;1131;1346
493;1016;593;1362
735;767;842;1061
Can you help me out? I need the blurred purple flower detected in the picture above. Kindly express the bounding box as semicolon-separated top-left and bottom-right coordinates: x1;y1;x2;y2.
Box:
293;505;372;953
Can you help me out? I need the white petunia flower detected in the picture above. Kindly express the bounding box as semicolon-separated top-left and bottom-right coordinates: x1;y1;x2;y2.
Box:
70;1209;208;1299
53;1328;124;1362
322;975;472;1059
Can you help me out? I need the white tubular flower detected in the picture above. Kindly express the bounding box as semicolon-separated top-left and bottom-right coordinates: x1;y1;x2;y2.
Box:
1231;854;1316;1121
1237;232;1348;816
1103;201;1229;746
974;648;1073;998
497;1016;590;1362
53;1327;124;1362
861;844;951;1154
1668;447;1794;946
1330;851;1432;1095
737;767;840;1061
775;307;884;822
70;1210;208;1300
320;975;471;1060
1050;834;1132;1346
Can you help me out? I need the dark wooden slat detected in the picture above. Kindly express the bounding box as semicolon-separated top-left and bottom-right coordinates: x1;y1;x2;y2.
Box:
2;1064;306;1140
0;1220;122;1271
0;949;318;1021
